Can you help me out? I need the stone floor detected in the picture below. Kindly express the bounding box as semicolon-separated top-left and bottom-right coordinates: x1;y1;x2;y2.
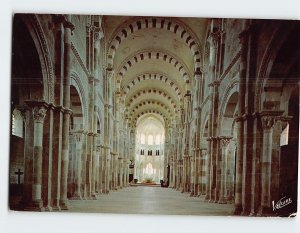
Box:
67;186;234;216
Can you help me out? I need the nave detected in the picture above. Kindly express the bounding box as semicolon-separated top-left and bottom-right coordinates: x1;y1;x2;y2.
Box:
9;14;299;217
67;186;233;215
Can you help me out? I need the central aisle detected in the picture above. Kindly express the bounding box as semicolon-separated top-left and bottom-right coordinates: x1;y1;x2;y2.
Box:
68;187;234;215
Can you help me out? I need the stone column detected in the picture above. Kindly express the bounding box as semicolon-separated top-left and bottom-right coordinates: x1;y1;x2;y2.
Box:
182;78;191;192
97;145;103;193
42;104;54;211
193;149;199;196
204;138;212;201
71;130;84;199
249;113;261;215
21;107;33;207
234;116;244;213
258;111;283;216
25;101;48;210
219;136;232;204
91;133;98;199
199;148;207;195
51;106;63;210
234;24;248;214
81;132;88;199
60;15;74;210
103;67;113;193
214;137;222;203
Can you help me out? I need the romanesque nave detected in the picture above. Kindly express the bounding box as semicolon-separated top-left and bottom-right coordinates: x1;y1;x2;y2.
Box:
9;14;299;217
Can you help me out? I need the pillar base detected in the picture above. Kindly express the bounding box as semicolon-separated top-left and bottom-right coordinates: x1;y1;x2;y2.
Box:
90;194;97;200
257;206;273;217
52;205;61;211
103;190;109;194
24;200;44;211
249;210;257;216
44;205;53;212
218;197;227;204
233;204;243;215
70;194;82;200
241;209;251;216
204;195;210;202
59;199;69;210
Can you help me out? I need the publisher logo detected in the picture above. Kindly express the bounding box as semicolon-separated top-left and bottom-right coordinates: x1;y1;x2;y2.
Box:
272;196;292;211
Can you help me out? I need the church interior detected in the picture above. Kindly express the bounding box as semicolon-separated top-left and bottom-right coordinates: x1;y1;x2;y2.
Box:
9;14;299;217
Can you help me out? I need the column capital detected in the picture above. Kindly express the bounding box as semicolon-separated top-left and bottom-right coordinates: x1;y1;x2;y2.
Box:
64;107;73;115
208;31;220;48
234;115;244;122
106;68;114;79
278;115;293;130
94;26;104;41
53;15;75;31
87;131;97;137
238;22;257;43
104;103;113;109
88;76;95;83
208;80;220;87
194;70;203;78
32;106;47;123
219;136;232;148
260;110;284;130
96;146;102;152
25;100;48;123
72;130;84;143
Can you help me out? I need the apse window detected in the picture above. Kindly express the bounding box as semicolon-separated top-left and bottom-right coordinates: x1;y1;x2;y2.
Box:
148;134;154;145
280;123;289;146
141;134;146;144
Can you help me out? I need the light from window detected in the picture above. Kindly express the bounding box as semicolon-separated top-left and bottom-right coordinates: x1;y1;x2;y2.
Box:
155;135;160;145
141;134;146;144
280;123;289;146
12;109;23;138
148;134;153;145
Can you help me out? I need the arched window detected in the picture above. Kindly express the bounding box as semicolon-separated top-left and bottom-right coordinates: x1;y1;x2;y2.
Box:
12;109;23;138
155;135;161;145
148;134;154;145
141;134;146;144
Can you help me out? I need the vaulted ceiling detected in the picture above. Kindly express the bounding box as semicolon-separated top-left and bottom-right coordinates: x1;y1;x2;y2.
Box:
103;16;209;128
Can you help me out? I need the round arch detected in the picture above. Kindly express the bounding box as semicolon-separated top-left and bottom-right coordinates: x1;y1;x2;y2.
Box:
70;72;88;130
122;72;184;101
21;14;55;103
255;22;298;111
116;49;191;83
107;17;202;72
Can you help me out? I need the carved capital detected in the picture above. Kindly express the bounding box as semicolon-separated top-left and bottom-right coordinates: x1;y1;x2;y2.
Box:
25;100;48;124
261;115;276;130
94;27;104;41
54;15;75;32
32;106;47;123
86;24;93;36
260;110;284;130
64;108;73;115
279;115;293;130
106;68;114;79
88;76;95;83
234;115;244;123
208;31;220;48
96;146;101;152
72;130;84;143
194;71;203;78
64;20;75;31
220;136;232;148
